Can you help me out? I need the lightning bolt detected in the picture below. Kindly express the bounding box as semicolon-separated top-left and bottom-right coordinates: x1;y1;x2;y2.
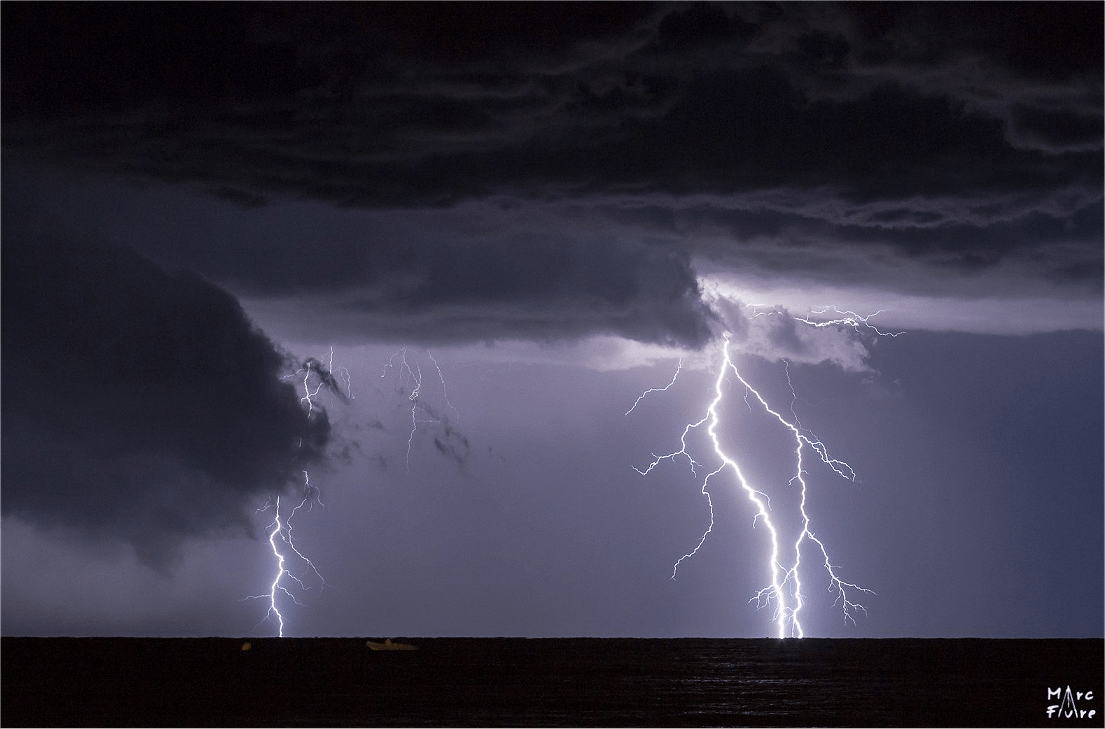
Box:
625;358;683;416
632;310;900;637
245;348;347;636
293;346;354;415
381;348;459;471
247;476;328;637
796;306;906;338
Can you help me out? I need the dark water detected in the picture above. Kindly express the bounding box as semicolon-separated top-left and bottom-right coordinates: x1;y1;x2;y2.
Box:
2;637;1101;727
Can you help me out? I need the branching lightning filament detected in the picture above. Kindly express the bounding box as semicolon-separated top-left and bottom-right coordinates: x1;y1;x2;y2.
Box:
246;350;345;636
631;316;895;637
381;347;459;471
246;476;328;637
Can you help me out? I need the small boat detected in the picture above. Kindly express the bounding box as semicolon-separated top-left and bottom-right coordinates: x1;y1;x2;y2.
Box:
366;638;417;651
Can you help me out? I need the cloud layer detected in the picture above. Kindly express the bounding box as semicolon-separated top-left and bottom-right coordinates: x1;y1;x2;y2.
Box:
1;235;335;568
5;4;1099;202
2;3;1099;350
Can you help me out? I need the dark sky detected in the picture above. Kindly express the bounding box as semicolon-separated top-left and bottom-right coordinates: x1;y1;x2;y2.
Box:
2;2;1101;638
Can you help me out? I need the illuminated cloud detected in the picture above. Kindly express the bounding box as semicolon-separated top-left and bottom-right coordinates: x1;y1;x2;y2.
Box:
1;3;1098;352
1;3;1101;640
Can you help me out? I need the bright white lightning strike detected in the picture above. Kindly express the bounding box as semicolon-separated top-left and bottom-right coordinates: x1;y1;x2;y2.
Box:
632;311;899;638
246;349;347;636
247;480;327;637
292;347;354;416
796;306;906;338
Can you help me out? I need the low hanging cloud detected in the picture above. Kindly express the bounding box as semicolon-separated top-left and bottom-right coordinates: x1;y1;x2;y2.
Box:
286;235;716;348
1;234;338;569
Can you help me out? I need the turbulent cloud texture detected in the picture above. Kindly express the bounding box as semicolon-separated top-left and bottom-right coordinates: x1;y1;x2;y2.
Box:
3;2;1100;348
1;3;1101;639
0;0;1100;565
1;235;333;568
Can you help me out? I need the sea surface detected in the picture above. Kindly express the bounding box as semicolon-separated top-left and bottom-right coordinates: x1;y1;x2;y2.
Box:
2;637;1102;727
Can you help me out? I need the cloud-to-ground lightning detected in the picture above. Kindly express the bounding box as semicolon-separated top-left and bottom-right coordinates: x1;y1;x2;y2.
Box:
631;310;901;637
249;346;463;634
245;349;348;636
249;482;328;637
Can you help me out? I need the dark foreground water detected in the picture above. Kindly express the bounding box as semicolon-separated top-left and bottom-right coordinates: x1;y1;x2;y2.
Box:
2;637;1102;727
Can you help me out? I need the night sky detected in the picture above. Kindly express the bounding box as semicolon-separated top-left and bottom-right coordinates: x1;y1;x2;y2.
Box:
2;2;1101;639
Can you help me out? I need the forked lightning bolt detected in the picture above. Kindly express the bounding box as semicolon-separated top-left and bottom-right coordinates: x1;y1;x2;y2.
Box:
632;311;899;637
248;478;327;637
295;347;354;416
246;350;346;636
796;306;906;338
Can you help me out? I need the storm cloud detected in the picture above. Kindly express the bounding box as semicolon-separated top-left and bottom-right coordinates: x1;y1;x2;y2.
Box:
1;3;1102;641
1;234;335;569
2;2;1100;350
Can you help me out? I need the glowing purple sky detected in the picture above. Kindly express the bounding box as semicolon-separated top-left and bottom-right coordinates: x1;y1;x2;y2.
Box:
2;2;1101;638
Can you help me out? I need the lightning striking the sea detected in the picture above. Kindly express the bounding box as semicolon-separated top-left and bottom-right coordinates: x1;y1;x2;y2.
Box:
245;349;348;636
248;345;461;634
631;309;900;637
250;482;327;637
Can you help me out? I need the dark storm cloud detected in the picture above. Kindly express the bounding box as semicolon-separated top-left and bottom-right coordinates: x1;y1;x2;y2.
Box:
330;232;718;347
2;2;1101;341
595;189;1104;292
4;3;1098;195
0;234;336;569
